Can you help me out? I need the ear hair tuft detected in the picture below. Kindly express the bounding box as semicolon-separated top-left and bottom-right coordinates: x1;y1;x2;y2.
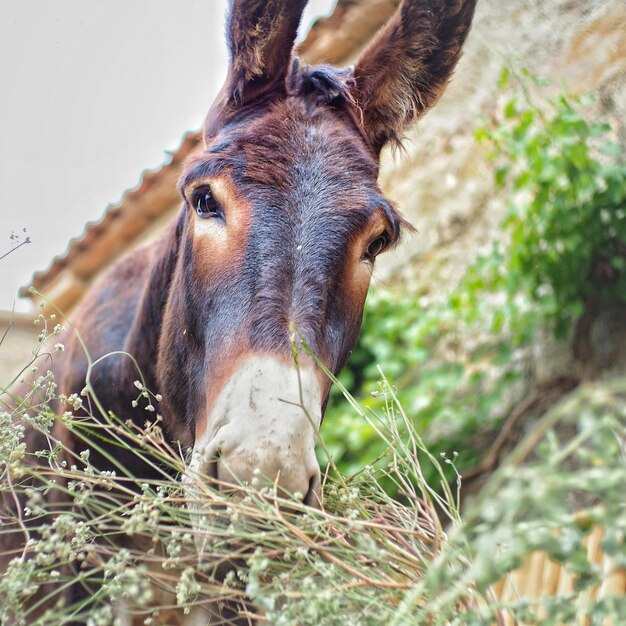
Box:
288;62;357;108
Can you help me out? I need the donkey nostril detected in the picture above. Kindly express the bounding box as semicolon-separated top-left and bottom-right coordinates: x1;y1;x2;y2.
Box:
206;450;220;488
304;471;321;508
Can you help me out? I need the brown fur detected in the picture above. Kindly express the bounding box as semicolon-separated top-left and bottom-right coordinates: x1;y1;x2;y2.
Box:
352;0;478;152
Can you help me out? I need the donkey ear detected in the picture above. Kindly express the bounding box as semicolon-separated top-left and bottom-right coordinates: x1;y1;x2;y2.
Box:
351;0;478;154
223;0;308;105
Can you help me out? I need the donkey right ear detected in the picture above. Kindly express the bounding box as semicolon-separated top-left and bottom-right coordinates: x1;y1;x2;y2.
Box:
351;0;478;155
223;0;307;106
205;0;307;143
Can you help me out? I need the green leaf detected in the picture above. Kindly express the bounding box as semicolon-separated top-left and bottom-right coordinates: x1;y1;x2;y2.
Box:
498;66;510;89
495;166;509;186
600;141;624;157
504;97;518;120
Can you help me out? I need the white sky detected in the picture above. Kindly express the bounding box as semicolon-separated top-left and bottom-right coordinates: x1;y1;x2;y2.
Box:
0;0;336;313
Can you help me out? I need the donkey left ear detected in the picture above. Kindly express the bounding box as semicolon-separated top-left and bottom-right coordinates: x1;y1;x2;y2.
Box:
205;0;307;143
224;0;307;106
350;0;478;155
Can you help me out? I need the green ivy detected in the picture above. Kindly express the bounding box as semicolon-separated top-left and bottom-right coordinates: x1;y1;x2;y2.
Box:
477;68;626;338
320;70;626;483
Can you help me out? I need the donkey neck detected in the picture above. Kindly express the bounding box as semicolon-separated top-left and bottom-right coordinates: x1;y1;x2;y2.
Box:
123;212;184;392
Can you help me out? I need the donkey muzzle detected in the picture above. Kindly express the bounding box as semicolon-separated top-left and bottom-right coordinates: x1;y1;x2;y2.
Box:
186;355;323;507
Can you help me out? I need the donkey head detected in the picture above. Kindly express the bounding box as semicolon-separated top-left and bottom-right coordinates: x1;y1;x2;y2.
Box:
163;0;477;504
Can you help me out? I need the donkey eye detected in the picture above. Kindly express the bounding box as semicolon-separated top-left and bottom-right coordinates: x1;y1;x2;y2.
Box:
365;233;390;261
193;187;221;218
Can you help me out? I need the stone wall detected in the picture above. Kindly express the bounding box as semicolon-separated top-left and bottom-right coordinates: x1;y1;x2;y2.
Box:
370;0;626;386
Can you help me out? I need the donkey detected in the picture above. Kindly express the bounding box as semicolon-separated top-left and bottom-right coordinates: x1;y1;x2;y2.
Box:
1;0;477;622
57;0;477;503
